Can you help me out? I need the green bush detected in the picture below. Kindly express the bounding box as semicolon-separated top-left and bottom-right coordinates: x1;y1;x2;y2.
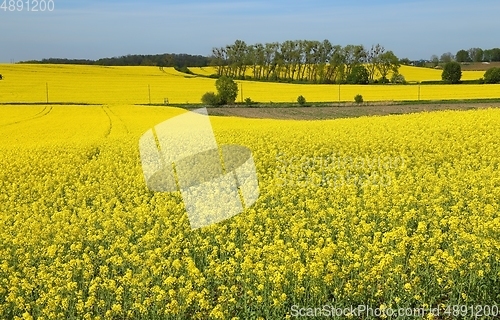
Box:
201;92;221;106
378;77;390;84
354;94;363;104
421;79;484;85
391;73;406;84
460;79;485;84
484;67;500;84
420;80;445;85
244;97;256;105
174;66;194;75
297;95;306;105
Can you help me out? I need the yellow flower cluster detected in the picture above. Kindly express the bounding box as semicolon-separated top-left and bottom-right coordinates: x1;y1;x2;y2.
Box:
0;105;499;319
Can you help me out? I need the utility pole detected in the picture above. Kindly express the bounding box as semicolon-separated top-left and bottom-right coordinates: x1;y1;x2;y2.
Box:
148;85;151;105
241;83;243;103
46;83;49;103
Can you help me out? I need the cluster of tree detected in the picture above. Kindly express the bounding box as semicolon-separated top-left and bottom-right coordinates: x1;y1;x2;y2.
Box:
19;53;210;67
431;47;500;65
210;40;403;84
455;48;500;63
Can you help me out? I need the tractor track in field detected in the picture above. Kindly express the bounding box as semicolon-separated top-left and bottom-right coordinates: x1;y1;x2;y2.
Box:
0;105;53;128
104;106;130;134
100;106;130;137
101;106;113;138
33;105;49;116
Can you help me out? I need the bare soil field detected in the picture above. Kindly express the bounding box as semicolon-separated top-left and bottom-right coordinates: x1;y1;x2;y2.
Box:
460;61;500;71
207;102;500;120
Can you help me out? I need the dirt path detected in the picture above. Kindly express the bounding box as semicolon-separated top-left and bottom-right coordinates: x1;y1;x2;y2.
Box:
206;103;500;120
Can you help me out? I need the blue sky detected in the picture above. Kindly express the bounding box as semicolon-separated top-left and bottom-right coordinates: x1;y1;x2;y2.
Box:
1;0;498;62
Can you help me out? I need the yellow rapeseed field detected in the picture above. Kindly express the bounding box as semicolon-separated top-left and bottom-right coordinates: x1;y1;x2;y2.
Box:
0;103;499;319
397;65;484;82
0;64;498;104
1;64;499;319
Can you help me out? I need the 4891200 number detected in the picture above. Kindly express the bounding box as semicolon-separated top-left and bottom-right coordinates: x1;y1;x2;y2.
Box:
1;0;54;12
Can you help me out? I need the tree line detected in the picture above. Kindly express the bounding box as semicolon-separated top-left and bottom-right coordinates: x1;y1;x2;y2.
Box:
431;47;500;65
210;40;403;84
19;53;210;68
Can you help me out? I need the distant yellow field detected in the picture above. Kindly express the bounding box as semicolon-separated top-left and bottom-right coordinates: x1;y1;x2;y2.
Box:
0;64;498;104
0;64;214;104
399;65;484;82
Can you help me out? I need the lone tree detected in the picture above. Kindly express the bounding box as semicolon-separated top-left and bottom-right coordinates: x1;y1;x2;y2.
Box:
376;51;400;83
201;76;238;106
0;74;3;80
215;76;238;105
442;61;462;84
